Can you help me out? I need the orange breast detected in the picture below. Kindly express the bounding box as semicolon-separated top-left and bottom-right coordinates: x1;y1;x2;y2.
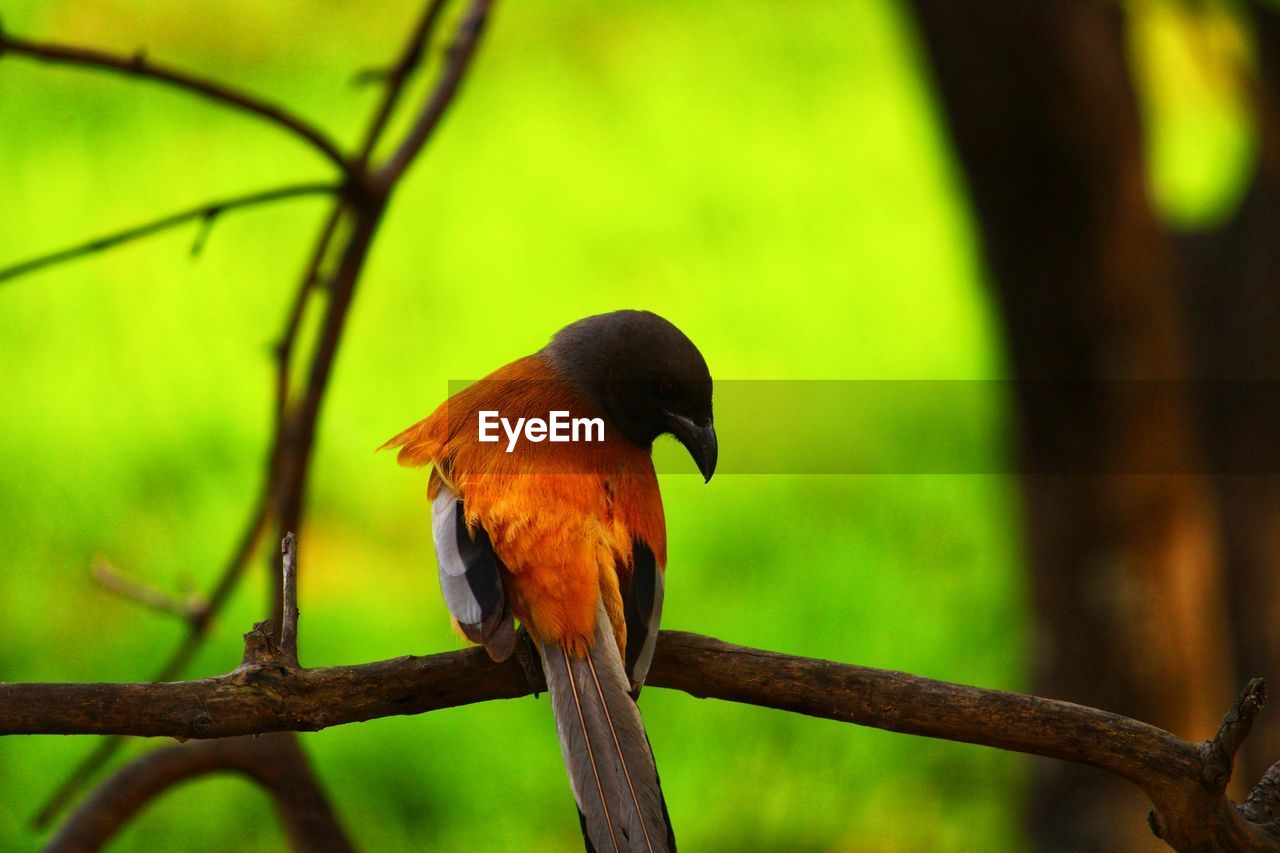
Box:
385;354;667;655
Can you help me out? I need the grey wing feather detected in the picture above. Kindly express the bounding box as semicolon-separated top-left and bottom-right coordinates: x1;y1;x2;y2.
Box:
431;484;516;661
622;540;664;695
540;599;673;852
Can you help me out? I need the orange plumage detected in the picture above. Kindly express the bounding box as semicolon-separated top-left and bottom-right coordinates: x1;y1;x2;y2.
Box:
383;352;666;658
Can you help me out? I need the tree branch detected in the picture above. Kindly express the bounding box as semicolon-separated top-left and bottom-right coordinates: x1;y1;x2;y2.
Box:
269;0;496;623
1244;761;1280;824
278;532;299;668
3;631;1278;850
0;27;350;171
91;560;205;622
11;0;498;835
376;0;493;188
46;734;353;852
271;0;451;436
355;0;452;167
32;491;270;828
0;182;340;286
272;203;345;427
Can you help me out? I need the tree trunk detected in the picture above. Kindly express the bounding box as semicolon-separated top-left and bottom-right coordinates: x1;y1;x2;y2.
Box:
906;2;1234;848
1179;0;1280;795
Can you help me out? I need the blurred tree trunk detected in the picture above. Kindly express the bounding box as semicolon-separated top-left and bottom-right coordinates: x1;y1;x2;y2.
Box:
907;2;1236;849
1179;0;1280;794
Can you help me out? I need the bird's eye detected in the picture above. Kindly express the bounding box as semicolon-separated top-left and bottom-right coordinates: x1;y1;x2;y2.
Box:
656;378;681;402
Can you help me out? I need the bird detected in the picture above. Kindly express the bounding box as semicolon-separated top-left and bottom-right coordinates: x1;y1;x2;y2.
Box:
383;310;715;853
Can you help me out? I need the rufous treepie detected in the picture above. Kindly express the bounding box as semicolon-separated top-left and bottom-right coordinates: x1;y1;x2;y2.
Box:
384;310;716;852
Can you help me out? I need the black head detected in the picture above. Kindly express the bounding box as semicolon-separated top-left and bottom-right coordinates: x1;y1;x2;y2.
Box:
544;310;717;481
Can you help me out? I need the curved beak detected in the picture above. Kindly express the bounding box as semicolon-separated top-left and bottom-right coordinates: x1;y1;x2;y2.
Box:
669;414;717;482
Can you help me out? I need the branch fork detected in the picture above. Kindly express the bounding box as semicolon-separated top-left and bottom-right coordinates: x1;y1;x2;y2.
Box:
1141;679;1280;849
4;2;499;832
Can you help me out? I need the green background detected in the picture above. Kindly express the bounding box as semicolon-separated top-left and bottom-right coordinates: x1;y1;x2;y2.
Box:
0;0;1248;849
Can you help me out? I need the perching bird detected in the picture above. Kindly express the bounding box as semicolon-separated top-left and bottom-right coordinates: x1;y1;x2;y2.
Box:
383;310;715;853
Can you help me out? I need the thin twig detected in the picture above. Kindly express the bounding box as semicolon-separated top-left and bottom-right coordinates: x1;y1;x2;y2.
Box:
0;29;350;171
270;209;383;635
273;203;346;427
376;0;493;187
0;183;339;286
279;533;299;667
91;560;205;622
356;0;452;166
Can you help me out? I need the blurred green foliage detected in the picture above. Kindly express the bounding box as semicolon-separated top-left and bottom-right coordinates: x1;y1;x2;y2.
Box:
0;0;1249;850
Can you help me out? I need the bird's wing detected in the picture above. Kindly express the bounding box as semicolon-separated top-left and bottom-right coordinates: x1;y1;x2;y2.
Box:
622;539;664;695
431;480;517;661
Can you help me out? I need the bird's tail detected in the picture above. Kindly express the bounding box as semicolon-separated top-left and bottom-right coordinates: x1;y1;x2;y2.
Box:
538;602;675;853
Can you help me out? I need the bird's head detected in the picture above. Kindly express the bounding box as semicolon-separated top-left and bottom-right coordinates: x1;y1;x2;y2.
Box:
545;310;717;482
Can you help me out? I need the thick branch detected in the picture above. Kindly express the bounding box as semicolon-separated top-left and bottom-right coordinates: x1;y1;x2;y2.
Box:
0;183;339;286
4;632;1279;849
47;734;352;852
0;631;1196;764
0;29;349;170
653;635;1198;784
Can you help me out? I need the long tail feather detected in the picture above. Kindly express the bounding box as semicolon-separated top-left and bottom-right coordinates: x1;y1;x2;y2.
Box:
539;602;674;852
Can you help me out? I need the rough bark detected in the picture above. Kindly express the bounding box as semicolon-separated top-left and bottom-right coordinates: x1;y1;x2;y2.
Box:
3;628;1279;851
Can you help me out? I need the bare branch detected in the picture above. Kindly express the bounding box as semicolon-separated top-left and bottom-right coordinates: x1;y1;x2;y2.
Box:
91;560;205;622
269;1;454;439
0;28;350;171
1205;678;1269;789
33;493;270;828
47;734;353;852
356;0;452;166
376;0;493;187
272;203;346;427
0;183;340;286
5;632;1280;850
19;0;497;835
269;0;496;625
270;0;455;434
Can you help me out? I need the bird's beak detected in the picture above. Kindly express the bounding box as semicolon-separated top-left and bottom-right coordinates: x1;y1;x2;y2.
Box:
668;414;717;482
